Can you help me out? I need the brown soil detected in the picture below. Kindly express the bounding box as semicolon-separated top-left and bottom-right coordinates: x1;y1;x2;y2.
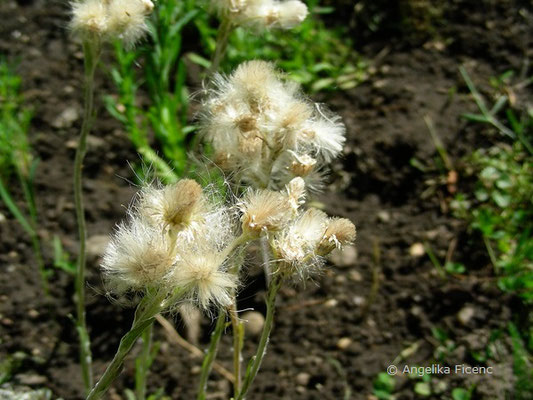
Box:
0;0;531;399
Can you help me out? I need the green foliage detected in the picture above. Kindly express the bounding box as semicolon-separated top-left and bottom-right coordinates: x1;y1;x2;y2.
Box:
0;59;48;290
509;322;533;399
0;60;33;177
431;327;457;361
413;381;431;397
222;0;366;92
373;372;396;400
453;69;533;302
0;351;26;385
107;0;366;183
105;0;199;183
451;387;472;400
53;235;77;275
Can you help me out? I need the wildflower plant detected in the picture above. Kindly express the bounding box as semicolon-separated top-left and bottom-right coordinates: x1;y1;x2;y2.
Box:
69;0;154;394
0;60;47;292
91;174;354;399
208;0;308;72
200;60;345;191
84;43;355;395
67;0;357;398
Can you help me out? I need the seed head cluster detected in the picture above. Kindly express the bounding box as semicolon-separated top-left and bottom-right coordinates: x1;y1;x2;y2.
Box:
213;0;308;30
103;176;355;305
70;0;154;46
101;179;237;309
200;60;346;191
272;206;356;279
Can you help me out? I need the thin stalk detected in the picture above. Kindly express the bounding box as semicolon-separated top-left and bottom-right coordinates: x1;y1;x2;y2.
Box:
423;241;446;279
75;37;100;394
237;275;282;400
260;237;271;287
0;175;47;292
87;291;168;400
483;236;499;270
229;302;244;397
135;323;153;400
137;145;178;184
196;308;227;400
424;115;453;171
17;168;48;293
227;242;249;397
208;17;233;75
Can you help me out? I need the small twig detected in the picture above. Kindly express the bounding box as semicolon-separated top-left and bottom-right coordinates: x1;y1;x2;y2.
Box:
155;315;235;383
282;298;328;312
424;115;453;171
459;66;516;139
482;236;499;271
445;237;457;266
423;242;446;279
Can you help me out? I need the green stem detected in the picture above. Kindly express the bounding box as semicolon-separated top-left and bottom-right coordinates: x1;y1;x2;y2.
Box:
75;37;100;395
260;237;271;287
208;17;233;75
196;308;227;400
135;323;153;400
229;301;244;397
87;291;167;400
137;145;178;184
237;276;282;400
227;241;249;397
0;176;47;292
483;235;499;270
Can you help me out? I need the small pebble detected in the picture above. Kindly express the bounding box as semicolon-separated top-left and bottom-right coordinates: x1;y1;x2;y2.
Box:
457;306;476;325
329;245;357;267
294;357;306;367
190;365;201;375
335;275;346;283
52;106;79;129
349;270;363;282
409;242;425;257
16;373;47;385
28;309;39;319
336;337;352;350
242;311;265;337
352;296;365;306
296;372;311;386
377;210;390;223
86;235;110;260
324;299;338;308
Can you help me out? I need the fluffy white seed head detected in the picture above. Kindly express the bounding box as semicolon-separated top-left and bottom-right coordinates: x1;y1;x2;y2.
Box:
218;0;308;30
172;252;237;309
200;60;346;192
303;110;346;162
239;188;293;235
212;0;248;16
106;0;153;46
286;176;306;212
274;208;328;262
317;217;356;255
70;0;153;46
70;0;108;36
276;0;308;28
138;179;207;239
102;218;176;294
